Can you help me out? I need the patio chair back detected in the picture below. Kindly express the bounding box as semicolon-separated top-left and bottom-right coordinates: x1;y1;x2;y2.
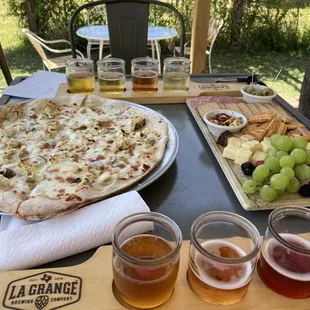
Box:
22;29;48;61
69;0;185;73
207;18;224;49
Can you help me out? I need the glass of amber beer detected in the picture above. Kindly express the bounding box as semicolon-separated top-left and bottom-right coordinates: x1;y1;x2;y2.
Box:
131;57;159;93
187;211;260;305
112;212;182;309
257;206;310;299
163;57;191;92
97;58;126;94
66;58;95;93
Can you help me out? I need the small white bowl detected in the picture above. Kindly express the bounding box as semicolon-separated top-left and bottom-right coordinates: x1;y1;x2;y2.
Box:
240;85;277;104
203;109;248;138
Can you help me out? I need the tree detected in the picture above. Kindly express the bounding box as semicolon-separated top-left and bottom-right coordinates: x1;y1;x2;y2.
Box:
229;0;246;45
299;61;310;119
23;0;38;33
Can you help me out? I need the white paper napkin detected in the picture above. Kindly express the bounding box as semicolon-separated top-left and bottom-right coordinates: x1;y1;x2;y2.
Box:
0;216;40;231
2;70;66;99
0;191;151;271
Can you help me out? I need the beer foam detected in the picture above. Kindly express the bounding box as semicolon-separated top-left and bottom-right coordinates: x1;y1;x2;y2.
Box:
263;233;310;282
194;240;252;290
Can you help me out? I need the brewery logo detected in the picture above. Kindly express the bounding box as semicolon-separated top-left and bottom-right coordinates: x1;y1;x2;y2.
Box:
198;83;230;91
3;271;82;310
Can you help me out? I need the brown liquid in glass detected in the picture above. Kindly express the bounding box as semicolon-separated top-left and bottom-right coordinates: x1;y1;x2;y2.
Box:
258;240;310;299
113;235;179;309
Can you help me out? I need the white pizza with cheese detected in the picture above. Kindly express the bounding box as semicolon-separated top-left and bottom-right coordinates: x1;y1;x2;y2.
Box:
0;95;168;219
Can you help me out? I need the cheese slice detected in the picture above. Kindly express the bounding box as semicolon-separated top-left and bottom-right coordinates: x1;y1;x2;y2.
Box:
227;137;241;147
261;139;272;153
251;151;267;164
241;140;262;152
223;145;240;161
234;149;253;165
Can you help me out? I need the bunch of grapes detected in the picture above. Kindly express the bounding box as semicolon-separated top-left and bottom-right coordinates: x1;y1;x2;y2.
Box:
242;135;310;201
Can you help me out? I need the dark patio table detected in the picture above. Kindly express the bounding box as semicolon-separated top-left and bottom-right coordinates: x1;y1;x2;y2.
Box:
1;73;309;268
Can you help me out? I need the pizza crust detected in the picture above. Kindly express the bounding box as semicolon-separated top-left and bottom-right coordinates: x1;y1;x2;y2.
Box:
0;95;169;219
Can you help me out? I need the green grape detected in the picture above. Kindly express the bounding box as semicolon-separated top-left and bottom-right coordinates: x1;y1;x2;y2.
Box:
294;164;310;180
260;185;277;201
304;149;310;165
270;134;280;149
291;136;308;150
286;177;301;193
276;151;288;159
290;148;307;164
280;167;295;180
275;188;285;194
252;164;270;183
267;149;277;157
242;180;257;194
275;136;292;152
270;173;289;190
279;155;295;168
264;157;281;173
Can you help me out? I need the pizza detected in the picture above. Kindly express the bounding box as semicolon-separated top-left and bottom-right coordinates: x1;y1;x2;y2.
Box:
0;95;168;219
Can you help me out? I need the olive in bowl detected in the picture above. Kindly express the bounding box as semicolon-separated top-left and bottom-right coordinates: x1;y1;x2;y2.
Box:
203;109;247;137
240;85;277;104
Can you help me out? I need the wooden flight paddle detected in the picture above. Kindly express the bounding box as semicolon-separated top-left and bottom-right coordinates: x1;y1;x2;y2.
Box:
0;240;309;310
55;81;245;103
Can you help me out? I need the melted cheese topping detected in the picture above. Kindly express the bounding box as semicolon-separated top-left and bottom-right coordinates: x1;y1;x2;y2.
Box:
0;97;162;200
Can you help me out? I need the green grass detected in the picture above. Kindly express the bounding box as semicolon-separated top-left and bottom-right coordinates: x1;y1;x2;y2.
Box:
212;49;308;106
0;0;308;107
0;0;43;88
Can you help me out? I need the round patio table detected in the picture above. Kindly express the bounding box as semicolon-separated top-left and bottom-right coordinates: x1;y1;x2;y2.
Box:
76;25;178;72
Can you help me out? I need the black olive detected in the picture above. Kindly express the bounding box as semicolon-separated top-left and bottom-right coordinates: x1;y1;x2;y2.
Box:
241;162;256;176
216;131;234;147
299;184;310;197
0;168;16;179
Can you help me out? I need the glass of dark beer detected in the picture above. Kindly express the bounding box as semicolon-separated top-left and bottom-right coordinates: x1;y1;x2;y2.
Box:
257;206;310;299
187;211;261;305
131;57;159;93
112;212;182;309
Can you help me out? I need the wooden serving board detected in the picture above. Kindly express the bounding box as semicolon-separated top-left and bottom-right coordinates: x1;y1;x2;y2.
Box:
1;240;309;310
56;81;245;104
186;97;310;211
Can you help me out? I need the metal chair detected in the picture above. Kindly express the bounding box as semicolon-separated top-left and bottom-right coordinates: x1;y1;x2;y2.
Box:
0;43;12;85
86;4;111;59
175;18;224;73
69;0;185;73
22;28;84;71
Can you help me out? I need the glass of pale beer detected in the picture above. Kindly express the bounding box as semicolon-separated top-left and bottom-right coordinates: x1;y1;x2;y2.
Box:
65;58;95;93
163;57;191;92
112;212;182;309
257;206;310;299
131;57;159;93
187;211;260;306
97;58;126;94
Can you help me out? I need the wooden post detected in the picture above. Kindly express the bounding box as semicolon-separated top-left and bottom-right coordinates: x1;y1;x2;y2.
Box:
190;0;211;73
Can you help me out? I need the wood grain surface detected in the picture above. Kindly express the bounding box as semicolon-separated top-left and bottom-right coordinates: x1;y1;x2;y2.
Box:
1;239;310;310
56;81;244;104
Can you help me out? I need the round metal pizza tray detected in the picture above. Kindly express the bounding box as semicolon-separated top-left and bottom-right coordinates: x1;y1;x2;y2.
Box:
0;100;179;217
119;100;179;192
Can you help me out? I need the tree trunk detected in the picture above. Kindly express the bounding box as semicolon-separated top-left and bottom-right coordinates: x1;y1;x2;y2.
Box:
299;61;310;119
23;0;38;33
230;0;246;45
